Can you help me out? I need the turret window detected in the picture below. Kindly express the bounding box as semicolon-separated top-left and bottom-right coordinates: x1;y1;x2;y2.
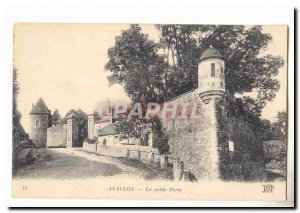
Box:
35;120;40;127
211;63;215;77
220;66;224;73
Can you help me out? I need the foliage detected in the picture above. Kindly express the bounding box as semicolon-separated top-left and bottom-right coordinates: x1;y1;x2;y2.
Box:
274;111;287;141
47;109;53;127
115;119;135;144
13;66;30;170
156;25;284;116
52;109;62;126
62;109;88;144
261;111;287;141
106;24;284;116
115;115;162;146
13;66;21;127
84;137;98;144
105;24;167;103
14;138;37;153
155;131;170;154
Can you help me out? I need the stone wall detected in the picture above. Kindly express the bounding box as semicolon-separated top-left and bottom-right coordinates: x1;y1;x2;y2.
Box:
47;125;67;147
82;142;160;160
216;95;266;181
82;142;97;152
164;91;220;180
47;120;79;148
164;90;266;181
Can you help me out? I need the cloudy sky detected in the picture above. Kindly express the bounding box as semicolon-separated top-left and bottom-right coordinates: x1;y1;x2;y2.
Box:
14;24;287;132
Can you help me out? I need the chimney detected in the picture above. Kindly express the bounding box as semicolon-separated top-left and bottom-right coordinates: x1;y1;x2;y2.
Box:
32;103;34;109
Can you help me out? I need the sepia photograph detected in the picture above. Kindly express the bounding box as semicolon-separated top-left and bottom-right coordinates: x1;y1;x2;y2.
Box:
11;23;290;202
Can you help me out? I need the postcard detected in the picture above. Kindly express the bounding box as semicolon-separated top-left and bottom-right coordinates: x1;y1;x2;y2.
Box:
11;23;293;206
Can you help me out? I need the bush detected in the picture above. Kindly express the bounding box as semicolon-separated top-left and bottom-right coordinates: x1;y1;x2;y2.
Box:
13;136;37;170
156;131;170;154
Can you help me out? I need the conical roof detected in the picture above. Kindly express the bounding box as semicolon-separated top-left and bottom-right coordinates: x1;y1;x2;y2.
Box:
200;45;223;61
30;98;49;114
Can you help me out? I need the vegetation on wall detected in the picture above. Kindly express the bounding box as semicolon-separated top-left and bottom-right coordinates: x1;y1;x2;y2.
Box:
216;97;266;181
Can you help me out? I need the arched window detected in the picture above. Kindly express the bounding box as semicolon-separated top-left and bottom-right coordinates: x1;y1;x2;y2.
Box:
211;63;215;77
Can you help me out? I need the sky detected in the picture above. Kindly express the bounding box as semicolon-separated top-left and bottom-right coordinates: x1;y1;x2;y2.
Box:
14;24;287;133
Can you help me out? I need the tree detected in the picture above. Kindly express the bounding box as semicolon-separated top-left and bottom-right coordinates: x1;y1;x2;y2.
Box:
115;119;135;144
261;111;287;141
13;66;29;169
105;24;284;116
115;115;162;146
13;66;21;127
105;24;167;103
62;109;88;144
274;111;287;141
261;119;284;141
48;109;53;127
155;25;284;116
52;109;62;126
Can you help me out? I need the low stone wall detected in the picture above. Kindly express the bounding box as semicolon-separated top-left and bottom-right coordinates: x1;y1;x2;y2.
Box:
82;142;192;181
96;144;128;158
47;125;67;148
82;142;160;158
82;142;97;152
82;142;186;175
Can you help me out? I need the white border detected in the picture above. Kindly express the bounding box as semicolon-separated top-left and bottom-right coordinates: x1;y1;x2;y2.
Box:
0;0;295;208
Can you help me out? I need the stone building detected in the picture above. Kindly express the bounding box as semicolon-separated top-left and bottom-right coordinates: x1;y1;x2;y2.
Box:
29;98;79;148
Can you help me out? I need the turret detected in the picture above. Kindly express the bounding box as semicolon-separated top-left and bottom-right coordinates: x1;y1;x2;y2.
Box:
29;97;49;147
198;46;226;104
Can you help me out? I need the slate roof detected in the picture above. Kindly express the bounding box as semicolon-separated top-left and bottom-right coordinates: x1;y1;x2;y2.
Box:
97;123;119;136
200;45;223;61
30;98;49;114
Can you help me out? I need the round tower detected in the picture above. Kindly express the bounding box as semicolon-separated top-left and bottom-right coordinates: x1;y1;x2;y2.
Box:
29;98;49;148
198;45;225;103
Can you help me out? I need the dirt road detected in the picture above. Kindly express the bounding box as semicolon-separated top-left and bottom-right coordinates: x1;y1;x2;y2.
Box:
13;148;172;181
